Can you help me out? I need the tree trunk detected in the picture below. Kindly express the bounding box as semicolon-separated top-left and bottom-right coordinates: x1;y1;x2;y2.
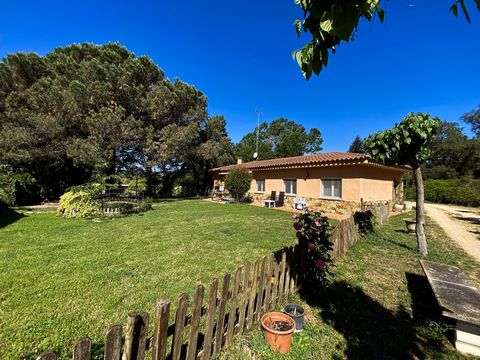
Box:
413;166;427;256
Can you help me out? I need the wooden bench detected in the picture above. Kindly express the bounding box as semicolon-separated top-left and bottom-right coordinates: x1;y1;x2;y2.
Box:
420;260;480;356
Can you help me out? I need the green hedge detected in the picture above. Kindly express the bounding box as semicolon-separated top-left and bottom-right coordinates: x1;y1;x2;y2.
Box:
406;179;480;207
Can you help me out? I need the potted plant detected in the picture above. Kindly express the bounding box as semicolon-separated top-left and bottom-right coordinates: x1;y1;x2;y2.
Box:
260;312;296;354
284;304;305;332
403;218;416;233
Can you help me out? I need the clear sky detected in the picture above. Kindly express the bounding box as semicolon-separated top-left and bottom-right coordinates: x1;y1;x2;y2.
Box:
1;0;479;151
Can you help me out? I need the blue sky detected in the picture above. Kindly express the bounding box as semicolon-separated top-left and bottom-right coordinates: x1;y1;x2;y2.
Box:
1;0;479;151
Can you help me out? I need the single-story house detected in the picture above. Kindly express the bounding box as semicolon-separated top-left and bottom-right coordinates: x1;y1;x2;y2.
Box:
211;152;410;214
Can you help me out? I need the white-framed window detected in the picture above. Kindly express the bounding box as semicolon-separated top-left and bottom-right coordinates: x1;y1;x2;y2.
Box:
284;179;297;195
321;179;342;199
256;179;265;192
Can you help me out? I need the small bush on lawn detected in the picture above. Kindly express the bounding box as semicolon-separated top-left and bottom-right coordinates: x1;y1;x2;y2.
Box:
0;166;40;205
224;165;252;202
406;178;480;207
353;210;377;237
57;190;100;218
137;199;153;212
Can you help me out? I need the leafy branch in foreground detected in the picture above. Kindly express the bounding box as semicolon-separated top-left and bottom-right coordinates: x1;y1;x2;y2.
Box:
293;0;479;79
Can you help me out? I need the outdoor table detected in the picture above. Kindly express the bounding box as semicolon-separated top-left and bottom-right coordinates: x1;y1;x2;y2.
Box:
264;200;276;208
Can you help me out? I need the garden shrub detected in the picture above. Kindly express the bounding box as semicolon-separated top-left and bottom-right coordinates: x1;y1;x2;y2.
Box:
224;165;252;202
137;199;153;212
57;190;100;218
406;179;480;207
0;167;40;205
353;210;377;237
102;201;135;213
102;199;153;214
292;211;333;289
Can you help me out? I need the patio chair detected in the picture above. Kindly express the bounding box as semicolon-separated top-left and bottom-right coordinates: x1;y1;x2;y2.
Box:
276;191;285;207
270;191;276;201
264;191;277;208
293;197;308;210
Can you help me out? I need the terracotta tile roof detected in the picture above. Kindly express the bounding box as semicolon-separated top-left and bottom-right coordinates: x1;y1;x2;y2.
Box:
211;152;373;172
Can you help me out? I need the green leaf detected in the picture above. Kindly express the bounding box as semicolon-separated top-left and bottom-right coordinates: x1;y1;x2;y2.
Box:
459;0;471;23
320;45;329;67
475;0;480;11
312;47;322;75
319;12;334;33
376;4;385;22
294;20;302;37
301;63;312;80
295;51;303;67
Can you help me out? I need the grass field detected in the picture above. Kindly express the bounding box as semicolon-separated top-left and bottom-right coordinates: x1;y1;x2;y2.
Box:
0;200;298;359
221;212;480;360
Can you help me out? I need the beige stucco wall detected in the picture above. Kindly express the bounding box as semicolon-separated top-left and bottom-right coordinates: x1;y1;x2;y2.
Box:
246;164;402;202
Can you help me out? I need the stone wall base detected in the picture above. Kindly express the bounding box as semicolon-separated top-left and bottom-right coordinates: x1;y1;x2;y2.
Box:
249;193;358;215
249;193;393;216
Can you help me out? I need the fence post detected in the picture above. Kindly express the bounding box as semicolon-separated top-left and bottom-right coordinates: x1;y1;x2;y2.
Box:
226;267;241;347
213;273;230;357
172;294;188;360
254;257;267;321
263;255;274;312
202;278;218;360
152;300;170;360
73;337;91;360
237;261;250;335
186;285;205;360
104;325;122;360
36;351;56;360
278;251;287;303
246;260;259;329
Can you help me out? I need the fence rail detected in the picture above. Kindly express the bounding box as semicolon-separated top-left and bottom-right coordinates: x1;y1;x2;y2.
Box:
36;213;371;360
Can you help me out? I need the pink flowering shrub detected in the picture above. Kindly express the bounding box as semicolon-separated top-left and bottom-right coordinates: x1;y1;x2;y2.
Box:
292;210;333;285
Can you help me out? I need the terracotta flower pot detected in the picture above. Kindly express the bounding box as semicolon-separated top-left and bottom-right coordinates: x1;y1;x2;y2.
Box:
261;312;296;354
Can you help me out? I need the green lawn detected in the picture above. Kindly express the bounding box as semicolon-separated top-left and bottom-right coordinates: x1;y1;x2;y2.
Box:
0;200;298;359
222;212;480;360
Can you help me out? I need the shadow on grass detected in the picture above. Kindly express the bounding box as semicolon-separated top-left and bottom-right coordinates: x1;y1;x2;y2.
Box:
297;274;457;359
298;278;437;360
387;233;416;251
0;206;25;229
452;216;480;225
406;272;457;353
319;280;420;359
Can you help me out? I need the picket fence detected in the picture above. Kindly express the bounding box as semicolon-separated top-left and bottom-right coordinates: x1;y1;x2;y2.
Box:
36;214;362;360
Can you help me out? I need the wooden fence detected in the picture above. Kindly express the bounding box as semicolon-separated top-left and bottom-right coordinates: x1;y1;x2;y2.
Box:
329;215;358;258
36;214;369;360
36;248;299;360
360;201;389;225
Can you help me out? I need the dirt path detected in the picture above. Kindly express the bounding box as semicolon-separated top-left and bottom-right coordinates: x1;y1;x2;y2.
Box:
423;203;480;262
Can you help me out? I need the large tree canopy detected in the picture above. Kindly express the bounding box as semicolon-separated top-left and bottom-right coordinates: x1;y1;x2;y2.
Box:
234;118;323;162
293;0;480;79
0;43;233;198
423;121;480;179
348;135;365;153
462;105;480;137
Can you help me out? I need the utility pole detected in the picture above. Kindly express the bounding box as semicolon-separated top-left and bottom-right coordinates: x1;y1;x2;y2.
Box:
254;109;260;160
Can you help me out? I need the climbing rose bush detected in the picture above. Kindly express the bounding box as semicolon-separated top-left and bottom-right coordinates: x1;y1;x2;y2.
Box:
292;211;333;284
